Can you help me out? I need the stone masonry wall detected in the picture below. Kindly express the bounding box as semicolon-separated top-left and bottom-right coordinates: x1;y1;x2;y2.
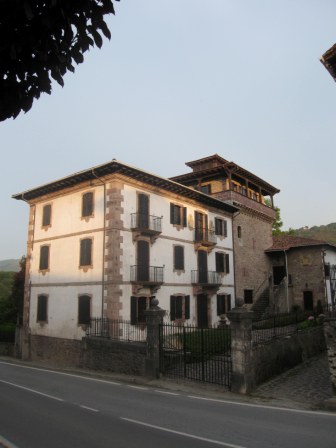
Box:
28;334;146;375
30;335;83;367
82;337;146;375
323;318;336;393
233;210;273;304
253;326;326;386
287;246;325;309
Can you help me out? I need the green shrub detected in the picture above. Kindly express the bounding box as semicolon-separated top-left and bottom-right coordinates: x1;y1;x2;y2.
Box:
0;322;15;342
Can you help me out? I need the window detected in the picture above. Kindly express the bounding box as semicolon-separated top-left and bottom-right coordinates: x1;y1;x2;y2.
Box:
78;295;91;325
200;184;211;194
244;289;253;304
130;296;149;324
39;245;50;271
80;238;92;267
170;295;190;321
217;294;231;315
170;203;187;226
82;192;94;217
237;226;242;238
325;264;331;277
42;204;51;227
174;245;185;270
215;218;227;237
216;252;230;274
37;295;48;322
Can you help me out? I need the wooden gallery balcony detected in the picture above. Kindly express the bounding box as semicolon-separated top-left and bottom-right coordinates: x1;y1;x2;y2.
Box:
131;213;162;242
191;270;222;288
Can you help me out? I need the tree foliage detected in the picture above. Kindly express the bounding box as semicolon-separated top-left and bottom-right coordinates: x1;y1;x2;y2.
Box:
0;256;25;324
0;0;119;121
264;198;284;235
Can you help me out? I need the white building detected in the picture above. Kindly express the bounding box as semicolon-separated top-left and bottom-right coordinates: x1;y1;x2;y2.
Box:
13;159;238;353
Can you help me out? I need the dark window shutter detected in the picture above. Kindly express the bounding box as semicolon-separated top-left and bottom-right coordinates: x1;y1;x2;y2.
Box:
131;296;137;324
138;297;147;323
185;296;190;319
216;253;224;273
37;295;47;321
215;218;220;235
224;220;227;237
39;246;49;270
174;246;184;270
78;295;91;325
170;203;174;224
217;295;222;315
176;297;183;319
82;192;93;217
42;204;51;227
170;296;176;321
182;207;187;227
80;239;92;266
227;294;231;312
225;254;230;273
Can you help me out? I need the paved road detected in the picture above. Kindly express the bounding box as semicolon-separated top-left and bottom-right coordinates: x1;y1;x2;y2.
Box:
0;360;335;448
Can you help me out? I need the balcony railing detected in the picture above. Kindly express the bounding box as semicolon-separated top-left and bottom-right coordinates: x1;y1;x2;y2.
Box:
191;270;222;286
194;227;216;245
131;213;162;234
130;265;164;284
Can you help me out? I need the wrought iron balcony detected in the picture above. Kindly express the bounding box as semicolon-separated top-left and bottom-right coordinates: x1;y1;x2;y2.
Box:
131;213;162;235
191;270;222;286
130;265;164;285
194;227;217;246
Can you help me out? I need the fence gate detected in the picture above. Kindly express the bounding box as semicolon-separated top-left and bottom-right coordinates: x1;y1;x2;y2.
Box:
159;323;231;390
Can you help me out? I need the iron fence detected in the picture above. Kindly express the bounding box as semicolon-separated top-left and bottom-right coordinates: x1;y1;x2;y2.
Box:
191;270;222;285
252;311;323;346
159;323;231;389
86;317;147;342
130;265;164;283
130;213;162;233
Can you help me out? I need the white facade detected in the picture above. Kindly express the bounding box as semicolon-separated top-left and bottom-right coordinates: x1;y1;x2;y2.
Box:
19;162;236;341
324;248;336;305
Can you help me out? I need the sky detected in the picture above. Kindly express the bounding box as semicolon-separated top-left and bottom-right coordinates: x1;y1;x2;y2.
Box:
1;0;336;260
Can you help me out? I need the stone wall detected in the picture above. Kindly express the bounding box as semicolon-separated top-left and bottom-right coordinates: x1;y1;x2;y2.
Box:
253;326;326;386
287;246;325;309
323;318;336;393
82;337;146;375
30;335;83;367
0;342;14;357
232;210;273;303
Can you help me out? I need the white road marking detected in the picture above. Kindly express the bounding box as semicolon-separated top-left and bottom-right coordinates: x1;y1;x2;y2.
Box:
0;379;64;402
0;361;121;386
80;405;99;412
188;395;336;417
127;385;148;390
121;417;247;448
0;434;20;448
154;390;180;396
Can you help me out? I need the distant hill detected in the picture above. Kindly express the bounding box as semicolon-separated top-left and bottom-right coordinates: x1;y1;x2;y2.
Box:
286;222;336;245
0;259;20;272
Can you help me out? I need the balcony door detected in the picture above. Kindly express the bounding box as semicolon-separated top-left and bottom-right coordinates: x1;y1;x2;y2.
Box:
138;193;149;229
195;211;208;242
137;240;149;282
198;249;208;283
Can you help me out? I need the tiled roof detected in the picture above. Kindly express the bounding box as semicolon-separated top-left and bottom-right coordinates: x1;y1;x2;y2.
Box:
320;43;336;82
265;235;336;252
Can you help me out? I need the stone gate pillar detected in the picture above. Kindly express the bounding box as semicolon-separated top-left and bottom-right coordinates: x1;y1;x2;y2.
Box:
144;299;165;379
227;307;255;394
